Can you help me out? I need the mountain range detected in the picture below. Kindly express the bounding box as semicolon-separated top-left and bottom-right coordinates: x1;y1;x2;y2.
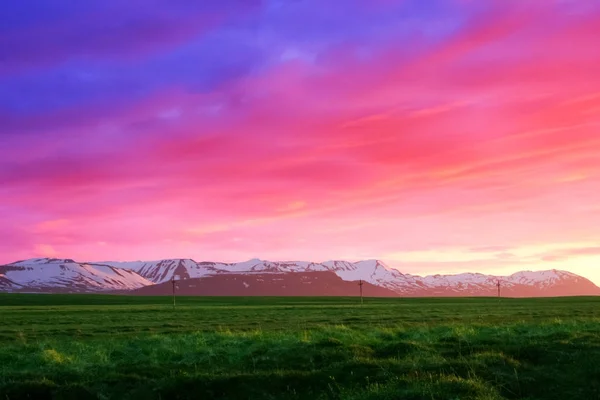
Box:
1;257;598;297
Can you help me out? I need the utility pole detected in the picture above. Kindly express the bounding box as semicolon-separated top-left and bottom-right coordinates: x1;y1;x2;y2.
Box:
172;275;176;310
497;280;501;298
359;279;364;305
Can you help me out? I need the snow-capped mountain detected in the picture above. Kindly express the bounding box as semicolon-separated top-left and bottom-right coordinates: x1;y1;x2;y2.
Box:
105;258;599;296
99;259;212;284
102;258;330;282
0;258;152;292
1;257;598;297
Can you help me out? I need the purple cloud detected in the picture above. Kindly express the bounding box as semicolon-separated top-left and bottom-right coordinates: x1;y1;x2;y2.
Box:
0;0;471;117
0;0;261;74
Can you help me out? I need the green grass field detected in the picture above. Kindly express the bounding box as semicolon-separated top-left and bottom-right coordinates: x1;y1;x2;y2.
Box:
1;294;599;399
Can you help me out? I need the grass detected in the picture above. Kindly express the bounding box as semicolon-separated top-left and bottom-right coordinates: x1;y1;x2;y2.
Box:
1;294;600;399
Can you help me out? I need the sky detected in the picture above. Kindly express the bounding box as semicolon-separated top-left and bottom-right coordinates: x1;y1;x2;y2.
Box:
1;0;600;283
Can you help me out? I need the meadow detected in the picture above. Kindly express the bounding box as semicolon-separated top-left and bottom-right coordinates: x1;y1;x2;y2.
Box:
1;294;599;399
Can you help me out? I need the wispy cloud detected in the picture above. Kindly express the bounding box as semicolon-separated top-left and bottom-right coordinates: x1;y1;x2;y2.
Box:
539;247;600;262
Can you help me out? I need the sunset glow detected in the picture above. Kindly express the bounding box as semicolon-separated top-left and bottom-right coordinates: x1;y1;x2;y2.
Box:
2;1;600;282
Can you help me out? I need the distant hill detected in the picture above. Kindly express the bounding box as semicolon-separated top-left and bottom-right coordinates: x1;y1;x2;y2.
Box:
129;271;397;297
1;257;599;297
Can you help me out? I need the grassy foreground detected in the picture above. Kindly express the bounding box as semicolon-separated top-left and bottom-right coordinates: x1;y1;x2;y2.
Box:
1;295;600;399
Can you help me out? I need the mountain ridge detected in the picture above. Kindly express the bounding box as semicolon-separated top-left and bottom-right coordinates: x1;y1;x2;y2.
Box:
1;257;598;297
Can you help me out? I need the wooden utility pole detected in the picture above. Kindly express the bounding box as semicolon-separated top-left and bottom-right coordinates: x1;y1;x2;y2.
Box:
359;279;364;305
497;280;501;298
172;276;176;310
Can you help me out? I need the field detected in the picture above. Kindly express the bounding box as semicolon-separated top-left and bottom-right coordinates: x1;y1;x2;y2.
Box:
1;295;600;400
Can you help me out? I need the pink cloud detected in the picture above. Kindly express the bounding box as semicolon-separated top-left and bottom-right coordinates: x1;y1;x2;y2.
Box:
33;244;59;258
470;246;513;253
540;247;600;262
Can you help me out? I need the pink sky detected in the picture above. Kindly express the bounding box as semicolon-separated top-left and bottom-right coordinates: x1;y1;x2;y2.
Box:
1;0;600;283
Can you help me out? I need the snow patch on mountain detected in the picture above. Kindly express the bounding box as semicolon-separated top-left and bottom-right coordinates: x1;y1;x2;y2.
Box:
0;273;19;290
507;270;577;286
